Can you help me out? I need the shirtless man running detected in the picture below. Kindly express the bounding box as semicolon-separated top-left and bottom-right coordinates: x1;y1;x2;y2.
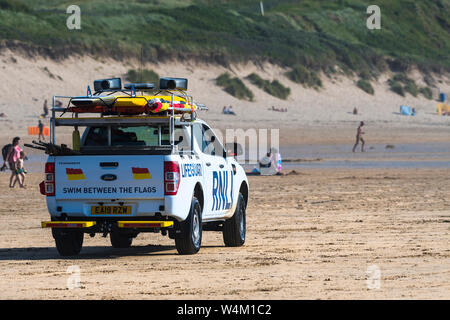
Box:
352;121;365;152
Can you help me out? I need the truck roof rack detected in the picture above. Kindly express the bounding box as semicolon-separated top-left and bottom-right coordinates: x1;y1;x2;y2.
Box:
48;77;206;152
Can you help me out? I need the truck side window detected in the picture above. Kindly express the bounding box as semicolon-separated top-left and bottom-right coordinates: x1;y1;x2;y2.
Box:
193;123;204;153
192;123;225;156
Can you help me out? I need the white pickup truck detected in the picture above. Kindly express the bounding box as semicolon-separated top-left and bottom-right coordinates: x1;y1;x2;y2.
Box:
37;78;249;256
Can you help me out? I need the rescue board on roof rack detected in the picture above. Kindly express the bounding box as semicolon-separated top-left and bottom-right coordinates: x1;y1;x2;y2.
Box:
68;77;196;115
69;95;197;115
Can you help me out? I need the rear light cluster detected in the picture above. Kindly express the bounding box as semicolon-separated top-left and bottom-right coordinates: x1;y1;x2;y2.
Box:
164;161;180;195
45;162;55;196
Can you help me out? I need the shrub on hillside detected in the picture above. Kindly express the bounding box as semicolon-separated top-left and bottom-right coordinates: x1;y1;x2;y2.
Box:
404;80;418;97
286;65;322;89
0;0;29;12
216;73;254;101
388;80;405;96
246;73;290;100
419;87;433;100
388;73;420;97
356;79;374;95
126;69;159;83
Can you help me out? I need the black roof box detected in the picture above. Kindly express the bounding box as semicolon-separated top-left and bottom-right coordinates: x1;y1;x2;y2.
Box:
159;77;188;90
93;78;122;92
124;83;155;90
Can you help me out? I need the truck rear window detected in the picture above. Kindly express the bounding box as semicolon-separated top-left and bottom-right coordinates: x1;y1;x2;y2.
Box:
84;125;169;147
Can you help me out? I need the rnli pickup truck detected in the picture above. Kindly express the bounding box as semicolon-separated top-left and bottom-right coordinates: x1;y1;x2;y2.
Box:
36;78;248;256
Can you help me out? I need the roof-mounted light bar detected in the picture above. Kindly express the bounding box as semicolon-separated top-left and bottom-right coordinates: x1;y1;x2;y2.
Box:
93;78;122;92
159;77;188;91
124;83;155;90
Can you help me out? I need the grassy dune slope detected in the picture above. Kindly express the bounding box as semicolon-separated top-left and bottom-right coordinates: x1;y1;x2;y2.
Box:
0;0;449;75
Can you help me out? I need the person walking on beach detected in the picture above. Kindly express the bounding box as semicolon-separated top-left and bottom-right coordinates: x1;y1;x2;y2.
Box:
3;137;23;188
41;100;49;118
352;121;365;152
38;120;45;141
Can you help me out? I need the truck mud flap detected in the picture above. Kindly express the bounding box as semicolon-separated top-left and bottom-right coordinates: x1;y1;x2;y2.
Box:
168;220;186;239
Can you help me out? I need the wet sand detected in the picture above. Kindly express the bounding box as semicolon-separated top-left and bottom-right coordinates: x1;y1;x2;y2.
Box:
0;169;448;299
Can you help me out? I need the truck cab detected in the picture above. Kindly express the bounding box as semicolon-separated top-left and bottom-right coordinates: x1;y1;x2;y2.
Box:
37;78;248;256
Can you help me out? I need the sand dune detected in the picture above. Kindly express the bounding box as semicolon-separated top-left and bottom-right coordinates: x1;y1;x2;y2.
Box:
0;49;449;146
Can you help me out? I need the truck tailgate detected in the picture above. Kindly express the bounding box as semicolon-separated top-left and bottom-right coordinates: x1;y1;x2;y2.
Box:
54;156;164;200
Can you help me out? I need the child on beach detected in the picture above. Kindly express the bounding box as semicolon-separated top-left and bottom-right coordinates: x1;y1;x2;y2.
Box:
15;151;27;188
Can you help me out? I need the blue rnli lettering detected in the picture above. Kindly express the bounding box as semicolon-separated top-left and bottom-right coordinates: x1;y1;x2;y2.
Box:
212;170;233;211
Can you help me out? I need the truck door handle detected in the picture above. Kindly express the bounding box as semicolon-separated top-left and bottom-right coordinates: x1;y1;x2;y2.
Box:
100;162;118;168
205;162;211;167
219;164;224;168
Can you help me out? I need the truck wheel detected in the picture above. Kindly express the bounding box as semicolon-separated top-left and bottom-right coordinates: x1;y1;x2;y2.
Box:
110;231;133;248
52;229;84;256
175;196;202;255
223;193;246;247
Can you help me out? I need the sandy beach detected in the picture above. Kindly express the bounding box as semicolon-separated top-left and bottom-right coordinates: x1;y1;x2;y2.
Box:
0;51;449;299
0;169;448;299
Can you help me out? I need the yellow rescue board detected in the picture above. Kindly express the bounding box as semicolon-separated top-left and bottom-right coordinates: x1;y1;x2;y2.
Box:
69;95;196;114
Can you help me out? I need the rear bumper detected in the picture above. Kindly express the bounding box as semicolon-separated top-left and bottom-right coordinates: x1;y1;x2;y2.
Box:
46;198;178;218
41;220;174;232
42;221;96;228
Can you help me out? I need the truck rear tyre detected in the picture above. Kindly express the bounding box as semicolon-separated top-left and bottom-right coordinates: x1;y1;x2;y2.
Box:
52;229;84;256
175;196;202;255
223;193;246;247
110;231;133;248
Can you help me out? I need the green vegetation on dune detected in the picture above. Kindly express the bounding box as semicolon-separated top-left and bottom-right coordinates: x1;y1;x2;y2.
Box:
126;69;159;83
0;0;449;77
356;79;374;95
246;73;290;100
216;73;254;101
419;87;433;100
286;65;322;89
387;73;434;99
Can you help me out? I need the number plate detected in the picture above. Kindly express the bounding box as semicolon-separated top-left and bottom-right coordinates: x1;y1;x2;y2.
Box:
91;206;132;215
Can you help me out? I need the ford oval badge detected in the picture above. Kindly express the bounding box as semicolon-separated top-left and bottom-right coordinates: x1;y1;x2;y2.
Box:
101;174;117;181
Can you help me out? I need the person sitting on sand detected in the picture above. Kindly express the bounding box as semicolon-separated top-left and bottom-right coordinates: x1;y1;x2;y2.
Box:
223;106;236;115
352;121;365;152
259;150;278;176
